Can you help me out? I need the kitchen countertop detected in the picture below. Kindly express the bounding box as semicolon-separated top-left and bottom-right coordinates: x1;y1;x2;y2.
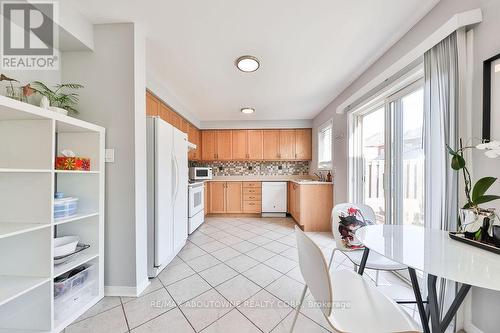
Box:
208;175;333;185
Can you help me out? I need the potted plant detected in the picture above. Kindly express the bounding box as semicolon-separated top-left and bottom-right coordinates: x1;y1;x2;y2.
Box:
447;139;500;240
30;81;84;116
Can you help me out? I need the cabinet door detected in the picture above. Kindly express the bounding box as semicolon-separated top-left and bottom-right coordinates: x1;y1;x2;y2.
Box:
263;130;280;160
170;112;182;130
180;118;189;133
201;130;216;161
279;129;296;160
295;129;312;160
146;92;159;116
294;183;301;223
210;182;226;213
188;125;201;161
288;182;295;217
204;182;210;215
247;130;263;160
158;103;171;122
216;130;232;160
226;182;242;213
231;130;247;160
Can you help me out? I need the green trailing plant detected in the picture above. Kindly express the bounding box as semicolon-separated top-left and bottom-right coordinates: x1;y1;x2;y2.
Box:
447;139;500;211
30;81;84;114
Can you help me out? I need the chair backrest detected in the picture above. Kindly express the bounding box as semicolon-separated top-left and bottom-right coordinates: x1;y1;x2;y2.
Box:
331;203;375;251
295;226;333;317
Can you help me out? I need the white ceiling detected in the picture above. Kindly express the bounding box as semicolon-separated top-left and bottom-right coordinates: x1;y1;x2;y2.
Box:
68;0;439;122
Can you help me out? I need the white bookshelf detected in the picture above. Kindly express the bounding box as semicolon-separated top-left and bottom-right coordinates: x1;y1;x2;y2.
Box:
0;95;105;332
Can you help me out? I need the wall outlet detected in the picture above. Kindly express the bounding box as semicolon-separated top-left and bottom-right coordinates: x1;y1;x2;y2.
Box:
105;149;115;163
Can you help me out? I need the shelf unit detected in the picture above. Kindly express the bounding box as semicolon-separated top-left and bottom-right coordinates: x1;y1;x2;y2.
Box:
0;95;105;332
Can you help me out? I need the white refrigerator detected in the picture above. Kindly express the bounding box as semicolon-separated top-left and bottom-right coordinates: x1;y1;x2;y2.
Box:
147;117;188;277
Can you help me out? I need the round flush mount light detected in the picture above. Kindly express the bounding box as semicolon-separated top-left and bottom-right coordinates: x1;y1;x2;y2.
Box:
236;55;260;72
241;107;255;114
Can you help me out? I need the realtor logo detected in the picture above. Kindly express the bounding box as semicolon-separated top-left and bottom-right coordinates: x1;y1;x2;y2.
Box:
1;1;59;70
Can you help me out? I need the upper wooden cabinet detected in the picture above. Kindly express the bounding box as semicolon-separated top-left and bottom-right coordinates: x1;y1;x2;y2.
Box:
263;130;280;160
200;128;312;161
247;130;263;160
279;129;296;160
295;129;312;160
170;112;182;130
201;130;216;160
231;130;247;160
158;103;171;123
188;124;201;161
146;92;159;117
216;130;232;160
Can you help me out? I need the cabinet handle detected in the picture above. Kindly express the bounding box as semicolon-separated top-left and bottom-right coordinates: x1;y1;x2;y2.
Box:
249;203;255;206
295;153;297;158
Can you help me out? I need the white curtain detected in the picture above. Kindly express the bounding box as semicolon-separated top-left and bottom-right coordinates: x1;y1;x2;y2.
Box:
423;31;464;322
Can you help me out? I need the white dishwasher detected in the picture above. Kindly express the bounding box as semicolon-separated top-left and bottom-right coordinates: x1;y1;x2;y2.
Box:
261;182;288;217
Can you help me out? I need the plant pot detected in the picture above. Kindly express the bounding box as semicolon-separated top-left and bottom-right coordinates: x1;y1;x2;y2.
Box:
459;208;496;240
49;106;68;116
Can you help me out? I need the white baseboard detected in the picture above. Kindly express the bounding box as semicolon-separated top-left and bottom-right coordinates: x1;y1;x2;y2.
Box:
105;278;151;297
464;323;485;333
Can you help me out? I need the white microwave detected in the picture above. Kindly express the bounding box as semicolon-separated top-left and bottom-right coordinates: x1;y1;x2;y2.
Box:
189;167;212;180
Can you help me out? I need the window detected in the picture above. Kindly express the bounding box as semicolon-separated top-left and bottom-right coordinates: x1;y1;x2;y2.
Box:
318;120;333;170
350;69;424;225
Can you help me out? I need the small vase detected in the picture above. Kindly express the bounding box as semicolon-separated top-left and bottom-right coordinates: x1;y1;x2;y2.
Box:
459;208;496;239
40;96;50;109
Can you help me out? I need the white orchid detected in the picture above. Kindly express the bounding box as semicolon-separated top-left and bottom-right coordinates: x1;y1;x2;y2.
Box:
476;140;500;158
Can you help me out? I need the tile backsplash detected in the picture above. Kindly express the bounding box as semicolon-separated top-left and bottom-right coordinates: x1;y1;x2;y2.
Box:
189;161;310;176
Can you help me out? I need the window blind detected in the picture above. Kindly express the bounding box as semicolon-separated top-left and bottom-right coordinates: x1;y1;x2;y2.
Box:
318;120;333;170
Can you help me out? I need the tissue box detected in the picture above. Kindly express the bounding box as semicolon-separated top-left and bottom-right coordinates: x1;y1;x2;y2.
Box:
55;157;91;171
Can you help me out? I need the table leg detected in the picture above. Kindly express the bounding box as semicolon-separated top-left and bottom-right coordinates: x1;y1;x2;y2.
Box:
357;248;369;275
427;274;440;332
408;268;430;333
440;283;471;332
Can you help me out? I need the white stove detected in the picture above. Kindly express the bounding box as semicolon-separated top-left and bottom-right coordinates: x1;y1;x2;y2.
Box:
188;180;205;234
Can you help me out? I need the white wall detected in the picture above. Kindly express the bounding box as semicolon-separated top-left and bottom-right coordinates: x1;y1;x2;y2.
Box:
312;0;500;331
62;23;149;295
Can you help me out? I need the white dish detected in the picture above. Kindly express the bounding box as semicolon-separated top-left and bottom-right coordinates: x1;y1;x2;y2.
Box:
54;236;79;257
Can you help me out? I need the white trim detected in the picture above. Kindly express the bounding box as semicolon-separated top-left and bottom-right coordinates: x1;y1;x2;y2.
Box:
336;8;482;114
104;278;151;297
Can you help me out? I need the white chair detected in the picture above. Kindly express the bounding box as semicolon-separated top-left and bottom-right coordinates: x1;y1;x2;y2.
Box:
329;203;407;284
291;227;420;333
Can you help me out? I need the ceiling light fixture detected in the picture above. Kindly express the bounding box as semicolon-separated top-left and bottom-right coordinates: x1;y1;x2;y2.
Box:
236;55;260;72
241;108;255;114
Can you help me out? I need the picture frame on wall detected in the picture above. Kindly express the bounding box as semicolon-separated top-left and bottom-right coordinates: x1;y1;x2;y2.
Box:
483;52;500;141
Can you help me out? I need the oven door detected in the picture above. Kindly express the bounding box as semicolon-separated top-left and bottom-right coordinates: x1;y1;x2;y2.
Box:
188;183;204;217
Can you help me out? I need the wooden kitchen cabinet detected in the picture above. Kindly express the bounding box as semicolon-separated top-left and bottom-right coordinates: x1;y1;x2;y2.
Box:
231;130;248;160
170;112;182;130
247;130;263;160
279;129;296;160
180;118;189;133
188;125;202;161
288;182;333;232
295;129;312;160
201;130;216;160
209;181;226;213
158;103;171;123
204;182;210;215
146;91;159;116
263;130;280;160
216;130;232;160
206;181;261;214
226;182;243;213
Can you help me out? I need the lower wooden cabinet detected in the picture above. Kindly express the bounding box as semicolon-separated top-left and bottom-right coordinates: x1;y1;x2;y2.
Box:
206;181;261;214
226;182;243;213
288;182;333;232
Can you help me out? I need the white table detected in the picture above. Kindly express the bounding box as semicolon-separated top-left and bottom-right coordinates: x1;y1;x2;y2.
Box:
355;225;500;333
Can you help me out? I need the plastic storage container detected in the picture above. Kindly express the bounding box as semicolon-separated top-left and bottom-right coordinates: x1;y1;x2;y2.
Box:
54;197;79;220
54;264;98;322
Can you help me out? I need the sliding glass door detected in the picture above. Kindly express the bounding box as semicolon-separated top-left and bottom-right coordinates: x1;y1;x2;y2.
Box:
352;80;424;226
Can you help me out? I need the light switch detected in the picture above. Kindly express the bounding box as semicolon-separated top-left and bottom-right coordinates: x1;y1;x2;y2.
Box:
105;149;115;163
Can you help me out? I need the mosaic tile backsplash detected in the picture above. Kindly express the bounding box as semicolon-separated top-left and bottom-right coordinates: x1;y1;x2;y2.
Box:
189;161;310;176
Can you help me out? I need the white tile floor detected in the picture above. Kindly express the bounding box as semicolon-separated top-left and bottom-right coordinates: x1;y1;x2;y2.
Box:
65;217;421;333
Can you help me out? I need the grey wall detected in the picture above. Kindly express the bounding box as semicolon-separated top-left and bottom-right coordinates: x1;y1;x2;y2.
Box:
62;23;148;292
312;0;500;331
